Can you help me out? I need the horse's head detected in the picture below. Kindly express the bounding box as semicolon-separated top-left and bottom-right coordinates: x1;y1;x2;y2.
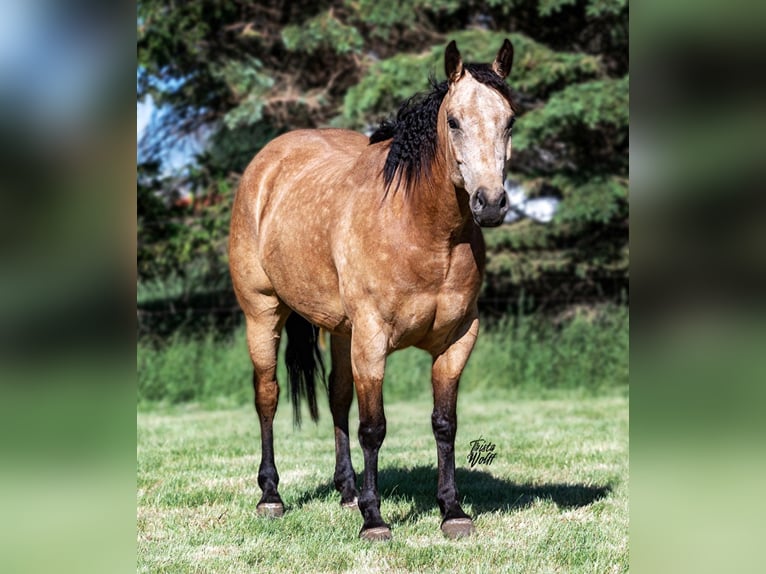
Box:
442;39;516;227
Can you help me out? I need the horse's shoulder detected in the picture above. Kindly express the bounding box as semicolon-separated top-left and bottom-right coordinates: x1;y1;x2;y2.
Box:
447;224;486;279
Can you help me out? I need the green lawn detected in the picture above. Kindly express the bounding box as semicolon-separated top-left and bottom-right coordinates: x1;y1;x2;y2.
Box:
137;390;628;573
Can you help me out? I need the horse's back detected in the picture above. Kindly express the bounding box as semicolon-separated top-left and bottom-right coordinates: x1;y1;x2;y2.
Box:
253;128;368;174
235;128;367;212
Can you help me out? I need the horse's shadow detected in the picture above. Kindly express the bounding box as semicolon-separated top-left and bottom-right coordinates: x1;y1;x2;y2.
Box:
293;464;612;523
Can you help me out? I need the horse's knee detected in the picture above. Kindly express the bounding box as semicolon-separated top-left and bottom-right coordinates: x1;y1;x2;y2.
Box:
359;419;386;451
431;410;456;443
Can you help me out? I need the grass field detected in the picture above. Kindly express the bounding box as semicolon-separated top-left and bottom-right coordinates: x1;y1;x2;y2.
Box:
137;389;628;573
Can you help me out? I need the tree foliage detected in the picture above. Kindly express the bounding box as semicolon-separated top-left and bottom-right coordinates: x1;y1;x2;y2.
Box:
137;0;628;311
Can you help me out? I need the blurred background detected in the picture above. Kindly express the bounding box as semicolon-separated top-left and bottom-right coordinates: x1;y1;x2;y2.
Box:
0;0;133;571
0;0;761;571
136;0;630;405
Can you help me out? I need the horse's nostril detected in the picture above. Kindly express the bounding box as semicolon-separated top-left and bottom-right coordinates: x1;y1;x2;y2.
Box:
473;188;487;210
499;193;508;210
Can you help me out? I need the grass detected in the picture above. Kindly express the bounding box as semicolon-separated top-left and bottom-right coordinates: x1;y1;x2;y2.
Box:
137;390;628;573
138;305;628;406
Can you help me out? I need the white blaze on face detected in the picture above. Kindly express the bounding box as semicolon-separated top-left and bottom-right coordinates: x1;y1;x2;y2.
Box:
445;74;514;195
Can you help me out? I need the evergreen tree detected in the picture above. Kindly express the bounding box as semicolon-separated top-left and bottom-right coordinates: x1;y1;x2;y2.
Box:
138;0;628;311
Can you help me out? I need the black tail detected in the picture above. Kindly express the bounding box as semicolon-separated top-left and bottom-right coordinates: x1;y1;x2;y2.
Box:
284;313;326;426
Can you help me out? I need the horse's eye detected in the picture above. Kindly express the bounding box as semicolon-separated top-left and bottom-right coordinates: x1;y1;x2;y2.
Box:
447;117;460;130
506;117;516;132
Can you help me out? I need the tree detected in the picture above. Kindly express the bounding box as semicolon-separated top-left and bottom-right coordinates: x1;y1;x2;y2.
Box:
137;0;628;312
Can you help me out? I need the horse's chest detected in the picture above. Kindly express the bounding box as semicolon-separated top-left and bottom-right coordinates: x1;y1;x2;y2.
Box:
390;249;482;349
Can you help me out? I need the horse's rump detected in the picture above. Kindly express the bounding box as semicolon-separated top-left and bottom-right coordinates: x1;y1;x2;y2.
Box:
230;128;376;332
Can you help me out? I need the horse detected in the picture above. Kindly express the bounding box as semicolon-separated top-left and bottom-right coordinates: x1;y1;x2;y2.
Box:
229;38;517;541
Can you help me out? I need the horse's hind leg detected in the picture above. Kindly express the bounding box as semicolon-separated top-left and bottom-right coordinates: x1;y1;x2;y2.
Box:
244;299;289;517
329;335;359;508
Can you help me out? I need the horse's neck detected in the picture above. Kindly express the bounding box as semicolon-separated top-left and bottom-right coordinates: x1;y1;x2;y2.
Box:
360;135;471;245
405;146;471;242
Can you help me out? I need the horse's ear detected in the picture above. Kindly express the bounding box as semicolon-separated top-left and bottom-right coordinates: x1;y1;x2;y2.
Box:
445;40;464;83
492;38;514;79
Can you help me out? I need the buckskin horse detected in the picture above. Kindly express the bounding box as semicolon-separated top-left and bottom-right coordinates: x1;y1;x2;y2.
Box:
229;39;517;540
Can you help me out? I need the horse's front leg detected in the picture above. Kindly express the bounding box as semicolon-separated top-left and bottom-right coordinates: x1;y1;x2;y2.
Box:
350;322;391;541
431;313;479;538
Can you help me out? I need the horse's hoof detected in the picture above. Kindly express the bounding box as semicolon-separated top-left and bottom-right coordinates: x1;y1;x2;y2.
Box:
359;525;392;541
256;502;284;518
441;518;475;539
341;497;358;510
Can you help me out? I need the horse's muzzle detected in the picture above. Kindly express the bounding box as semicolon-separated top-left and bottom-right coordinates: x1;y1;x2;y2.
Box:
470;186;509;227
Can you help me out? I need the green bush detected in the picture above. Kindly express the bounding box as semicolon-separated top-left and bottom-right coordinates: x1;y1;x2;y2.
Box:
138;305;628;407
138;0;629;311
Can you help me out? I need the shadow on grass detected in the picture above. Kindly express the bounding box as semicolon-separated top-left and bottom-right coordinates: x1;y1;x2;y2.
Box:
292;464;611;523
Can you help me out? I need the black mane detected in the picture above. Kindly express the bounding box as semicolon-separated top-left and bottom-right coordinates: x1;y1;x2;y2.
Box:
368;63;516;195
